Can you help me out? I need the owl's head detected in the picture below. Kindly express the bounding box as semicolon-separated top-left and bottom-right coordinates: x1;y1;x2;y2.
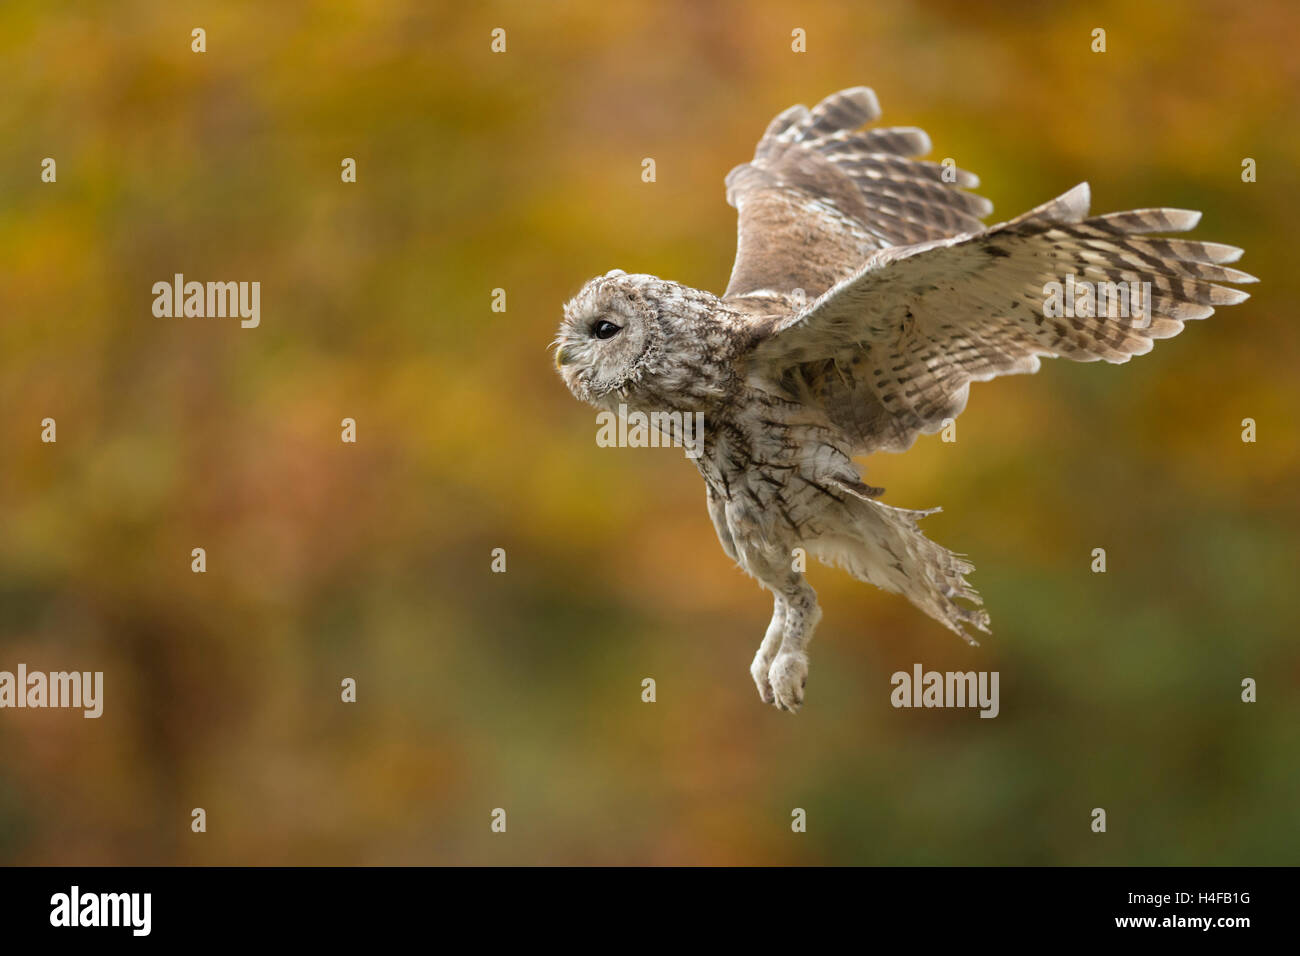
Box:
554;269;667;407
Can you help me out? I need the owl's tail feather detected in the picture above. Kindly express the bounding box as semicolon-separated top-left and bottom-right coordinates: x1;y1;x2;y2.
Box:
809;482;990;644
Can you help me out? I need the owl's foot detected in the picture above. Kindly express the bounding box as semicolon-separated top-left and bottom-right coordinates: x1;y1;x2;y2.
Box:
750;649;776;704
767;651;808;713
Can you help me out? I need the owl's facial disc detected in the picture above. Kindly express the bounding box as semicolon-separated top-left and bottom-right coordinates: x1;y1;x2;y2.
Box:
555;271;655;406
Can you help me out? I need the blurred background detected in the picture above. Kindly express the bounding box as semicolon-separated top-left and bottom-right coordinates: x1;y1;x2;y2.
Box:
1;0;1297;864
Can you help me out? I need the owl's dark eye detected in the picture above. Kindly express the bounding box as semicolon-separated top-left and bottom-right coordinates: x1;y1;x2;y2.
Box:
592;319;622;340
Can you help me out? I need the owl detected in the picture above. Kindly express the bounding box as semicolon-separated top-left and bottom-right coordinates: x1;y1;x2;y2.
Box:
553;87;1255;713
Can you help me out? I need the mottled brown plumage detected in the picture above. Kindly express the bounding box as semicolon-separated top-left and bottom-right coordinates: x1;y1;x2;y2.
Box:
554;87;1256;712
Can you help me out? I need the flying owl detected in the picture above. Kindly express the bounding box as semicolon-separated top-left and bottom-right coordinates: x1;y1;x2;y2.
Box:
553;87;1255;713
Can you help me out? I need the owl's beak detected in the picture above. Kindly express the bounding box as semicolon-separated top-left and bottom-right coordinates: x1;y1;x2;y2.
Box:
555;346;571;369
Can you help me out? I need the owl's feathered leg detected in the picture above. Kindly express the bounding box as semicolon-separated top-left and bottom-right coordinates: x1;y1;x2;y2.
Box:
744;554;821;713
750;596;785;704
769;583;820;713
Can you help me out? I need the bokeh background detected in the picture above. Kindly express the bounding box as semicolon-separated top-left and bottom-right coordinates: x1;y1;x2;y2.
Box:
1;0;1297;865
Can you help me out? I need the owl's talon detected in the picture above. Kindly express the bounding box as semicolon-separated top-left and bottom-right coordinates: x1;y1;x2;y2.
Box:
768;652;808;713
751;650;776;703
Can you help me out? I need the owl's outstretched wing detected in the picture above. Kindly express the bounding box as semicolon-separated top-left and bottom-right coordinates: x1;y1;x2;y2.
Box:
749;183;1257;455
724;86;991;300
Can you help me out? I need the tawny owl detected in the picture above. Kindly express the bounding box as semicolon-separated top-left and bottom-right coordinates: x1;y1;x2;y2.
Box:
553;87;1255;713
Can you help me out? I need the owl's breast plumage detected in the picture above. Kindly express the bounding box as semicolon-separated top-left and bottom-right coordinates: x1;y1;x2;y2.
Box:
693;384;869;557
